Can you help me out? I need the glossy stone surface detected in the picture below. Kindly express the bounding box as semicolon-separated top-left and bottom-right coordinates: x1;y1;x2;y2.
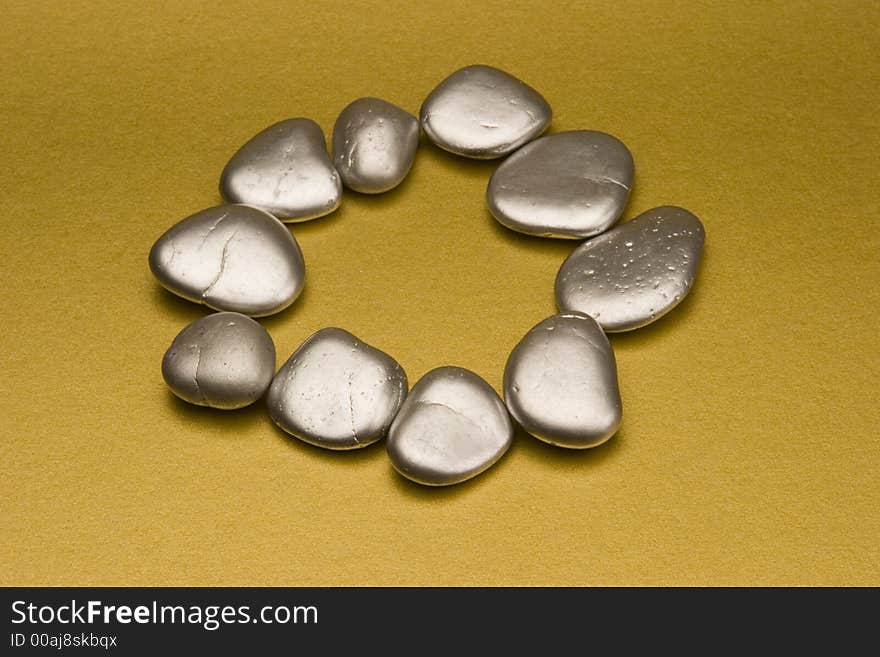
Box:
162;312;276;409
387;366;513;486
332;97;420;194
556;206;705;331
149;204;305;316
219;118;341;221
267;328;407;450
504;313;621;449
487;130;634;238
419;64;551;159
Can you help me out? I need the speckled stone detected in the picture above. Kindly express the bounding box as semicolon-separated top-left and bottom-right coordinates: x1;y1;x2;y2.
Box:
555;206;705;331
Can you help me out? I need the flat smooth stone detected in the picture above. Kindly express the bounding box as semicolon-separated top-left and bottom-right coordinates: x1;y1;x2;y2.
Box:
149;204;305;317
162;312;276;409
504;313;621;449
555;205;706;331
487;130;634;239
387;366;513;486
332;97;420;194
419;64;551;159
219;118;342;221
266;328;407;450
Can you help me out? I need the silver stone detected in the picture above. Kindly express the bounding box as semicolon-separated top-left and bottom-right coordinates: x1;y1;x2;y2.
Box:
267;328;407;450
149;204;305;317
332;97;420;194
387;366;513;486
487;130;634;239
555;206;706;331
420;64;551;159
504;313;621;449
162;312;276;410
219;118;342;221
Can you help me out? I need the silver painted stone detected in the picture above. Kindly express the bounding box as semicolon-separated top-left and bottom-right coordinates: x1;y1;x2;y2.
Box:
162;312;276;410
504;313;621;449
419;64;551;159
387;366;513;486
487;130;634;239
149;204;305;317
555;206;705;332
267;328;407;450
219;118;342;221
332;97;420;194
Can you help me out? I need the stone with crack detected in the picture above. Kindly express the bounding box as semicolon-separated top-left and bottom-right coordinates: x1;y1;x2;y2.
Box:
219;118;342;221
487;130;634;239
162;312;276;409
267;328;408;450
149;204;305;316
503;312;621;448
387;366;513;486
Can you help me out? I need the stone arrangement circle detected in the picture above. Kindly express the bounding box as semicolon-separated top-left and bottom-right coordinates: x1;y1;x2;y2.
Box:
149;64;706;487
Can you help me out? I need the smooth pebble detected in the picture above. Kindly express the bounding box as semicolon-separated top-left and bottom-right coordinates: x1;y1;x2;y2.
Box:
420;64;551;159
504;313;621;449
555;205;705;331
162;312;276;410
149;204;305;316
219;118;342;221
332;97;420;194
267;328;407;450
387;366;513;486
487;130;634;239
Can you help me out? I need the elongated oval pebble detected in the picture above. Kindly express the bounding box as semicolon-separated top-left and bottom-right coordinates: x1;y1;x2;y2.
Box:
332;97;420;194
555;205;706;331
267;328;407;450
504;313;621;449
487;130;634;239
162;312;276;409
420;64;551;159
219;118;342;221
149;204;305;316
387;366;513;486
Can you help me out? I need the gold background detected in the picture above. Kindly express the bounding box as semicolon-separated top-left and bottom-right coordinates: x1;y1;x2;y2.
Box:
2;0;877;585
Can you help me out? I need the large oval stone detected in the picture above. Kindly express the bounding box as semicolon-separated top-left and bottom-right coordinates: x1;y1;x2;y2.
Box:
332;97;420;194
149;204;305;316
387;366;513;486
504;313;621;448
487;130;634;239
219;118;342;221
267;328;407;450
419;64;551;159
555;206;705;331
162;312;276;410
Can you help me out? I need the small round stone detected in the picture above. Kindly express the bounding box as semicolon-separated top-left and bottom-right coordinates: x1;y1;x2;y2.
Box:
162;312;276;410
504;313;621;449
555;206;706;331
149;204;305;317
419;64;551;159
387;366;513;486
219;118;342;221
332;97;420;194
487;130;634;239
266;328;407;450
